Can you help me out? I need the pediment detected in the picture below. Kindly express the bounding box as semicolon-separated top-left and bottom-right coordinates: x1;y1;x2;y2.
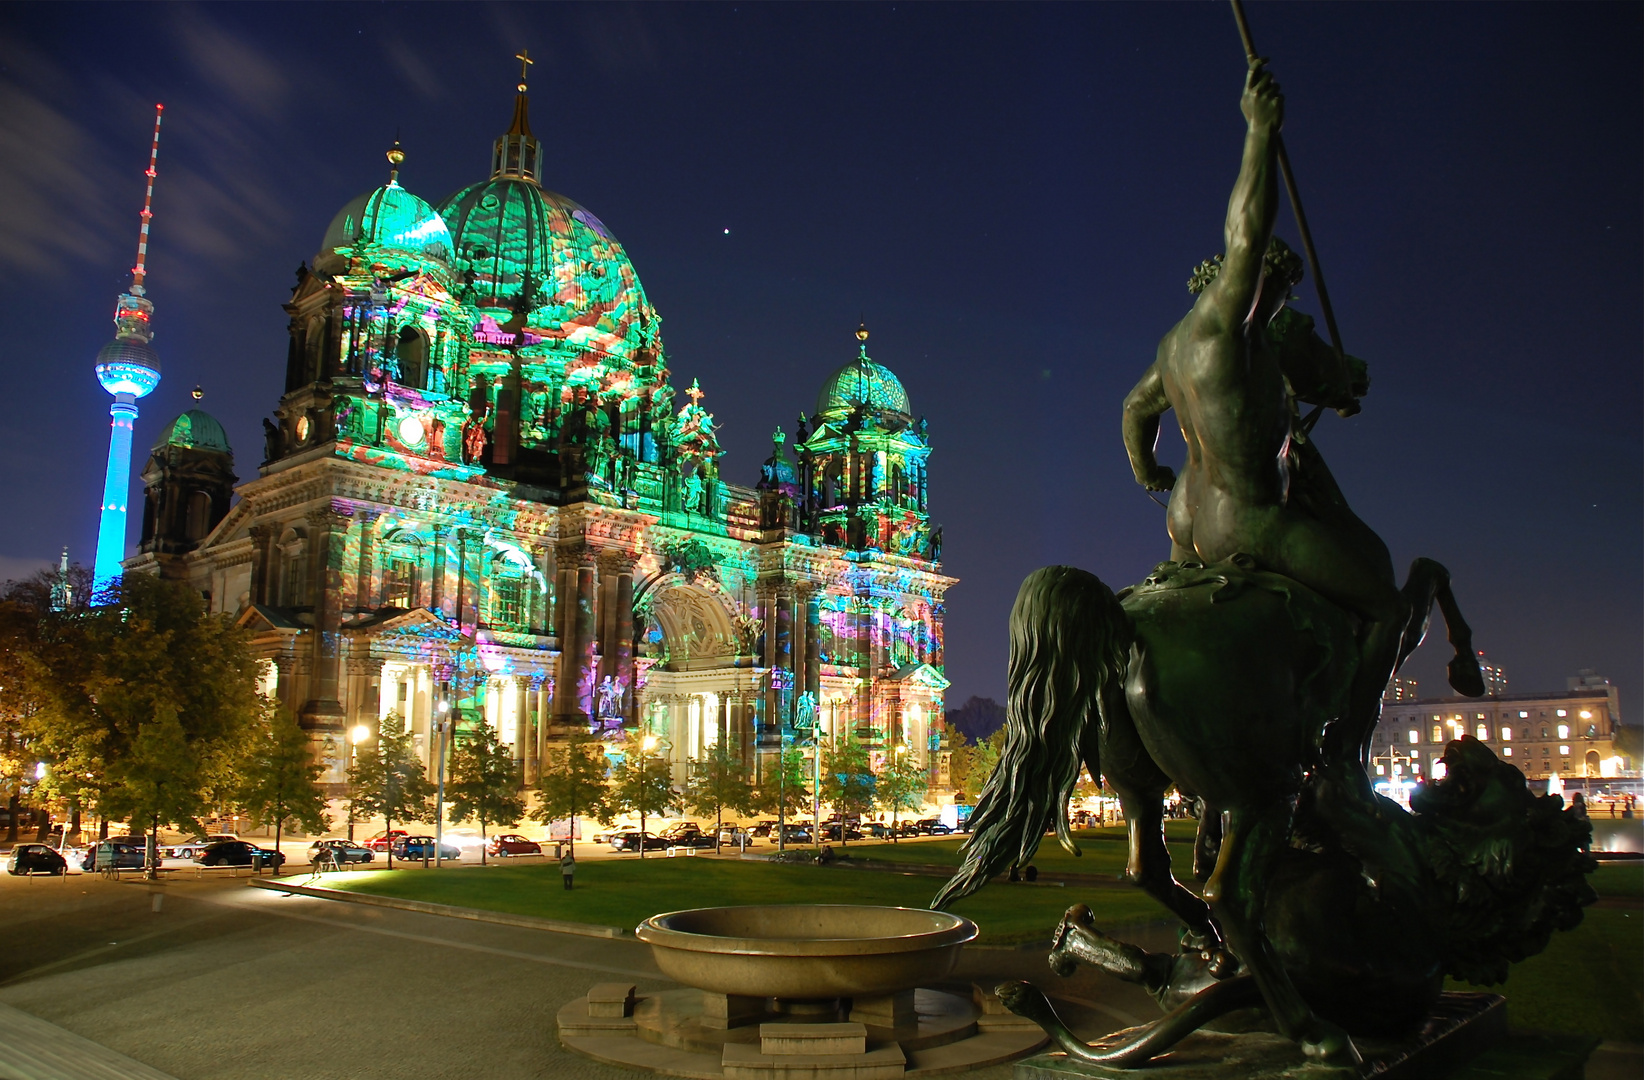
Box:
888;662;951;690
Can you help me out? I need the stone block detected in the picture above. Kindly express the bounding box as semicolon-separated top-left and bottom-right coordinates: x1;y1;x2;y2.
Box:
760;1022;868;1056
973;983;1013;1016
702;991;769;1030
850;990;916;1028
722;1040;907;1080
586;982;636;1018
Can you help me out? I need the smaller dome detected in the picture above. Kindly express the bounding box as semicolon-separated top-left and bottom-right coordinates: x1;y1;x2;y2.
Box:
815;356;911;421
320;181;453;263
153;409;231;454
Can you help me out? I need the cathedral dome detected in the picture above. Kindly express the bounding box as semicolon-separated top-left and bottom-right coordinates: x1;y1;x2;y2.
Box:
319;181;453;265
153;408;231;454
438;178;656;360
815;356;911;422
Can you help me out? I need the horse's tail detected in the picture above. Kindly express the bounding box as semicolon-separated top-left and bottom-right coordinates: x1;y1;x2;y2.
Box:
933;566;1131;910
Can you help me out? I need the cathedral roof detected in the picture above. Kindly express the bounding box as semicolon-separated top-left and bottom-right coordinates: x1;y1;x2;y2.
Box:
814;323;911;424
319;181;453;264
153;408;231;454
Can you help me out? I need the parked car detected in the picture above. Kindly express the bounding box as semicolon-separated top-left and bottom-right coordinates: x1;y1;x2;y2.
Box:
364;830;408;852
772;823;813;844
80;840;147;872
860;822;892;840
819;822;863;842
610;831;669;852
748;820;780;838
487;834;542;857
194;840;285;869
717;824;752;845
914;818;952;835
7;844;67;875
307;839;374;865
166;835;238;859
658;823;716;848
393;836;461;861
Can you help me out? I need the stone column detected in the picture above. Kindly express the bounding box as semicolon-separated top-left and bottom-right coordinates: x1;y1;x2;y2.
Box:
454;529;477;632
553;545;598;726
249;524;275;605
300;504;351;735
599;552;636;726
803;587;822;705
354;510;380;612
773;585;794;733
431;525;448;617
856;600;873;734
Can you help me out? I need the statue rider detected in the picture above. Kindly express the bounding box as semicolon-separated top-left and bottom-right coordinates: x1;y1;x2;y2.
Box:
1120;60;1482;775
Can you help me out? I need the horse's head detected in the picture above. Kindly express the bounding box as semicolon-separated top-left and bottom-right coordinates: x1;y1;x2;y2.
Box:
1411;736;1596;985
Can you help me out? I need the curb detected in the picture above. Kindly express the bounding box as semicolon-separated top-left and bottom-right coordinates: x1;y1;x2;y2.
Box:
249;878;629;939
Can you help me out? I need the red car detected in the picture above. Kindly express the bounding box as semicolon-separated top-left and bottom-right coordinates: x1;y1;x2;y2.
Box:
365;830;408;852
486;834;542;857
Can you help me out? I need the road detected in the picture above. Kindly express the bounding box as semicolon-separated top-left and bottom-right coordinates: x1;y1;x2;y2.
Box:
0;870;1155;1080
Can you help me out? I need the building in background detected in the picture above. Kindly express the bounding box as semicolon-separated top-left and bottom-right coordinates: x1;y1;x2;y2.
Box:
1370;667;1630;800
123;71;954;795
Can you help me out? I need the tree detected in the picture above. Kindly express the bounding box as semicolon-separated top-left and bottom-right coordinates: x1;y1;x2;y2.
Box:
949;728;1006;805
532;728;611;856
21;573;263;872
753;745;811;847
818;739;875;847
238;707;330;875
876;745;929;841
683;742;755;851
945;696;1006;745
447;724;526;864
610;738;679;859
346;714;433;868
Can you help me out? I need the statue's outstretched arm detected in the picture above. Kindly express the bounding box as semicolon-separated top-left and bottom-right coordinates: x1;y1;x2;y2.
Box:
1281;327;1368;416
1202;63;1284;334
1122;360;1174;491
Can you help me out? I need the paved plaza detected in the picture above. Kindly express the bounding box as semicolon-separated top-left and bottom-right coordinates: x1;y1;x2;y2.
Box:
0;872;1158;1080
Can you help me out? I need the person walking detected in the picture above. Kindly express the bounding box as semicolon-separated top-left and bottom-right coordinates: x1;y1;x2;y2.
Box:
561;848;575;891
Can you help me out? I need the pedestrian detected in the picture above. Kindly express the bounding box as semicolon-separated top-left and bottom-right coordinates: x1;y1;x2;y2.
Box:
561;848;575;890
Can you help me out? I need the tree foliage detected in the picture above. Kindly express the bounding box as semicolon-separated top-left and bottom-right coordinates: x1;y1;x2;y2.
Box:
532;728;611;854
754;745;811;821
819;739;875;845
447;723;526;863
949;728;1006;805
610;739;680;856
238;706;330;869
683;741;755;849
19;573;263;868
876;746;929;838
346;713;433;866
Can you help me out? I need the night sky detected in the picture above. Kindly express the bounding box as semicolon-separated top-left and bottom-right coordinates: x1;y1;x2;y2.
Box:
0;3;1638;719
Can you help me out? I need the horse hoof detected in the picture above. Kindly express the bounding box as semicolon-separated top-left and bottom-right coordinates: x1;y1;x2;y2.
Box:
1448;654;1485;698
1301;1020;1362;1066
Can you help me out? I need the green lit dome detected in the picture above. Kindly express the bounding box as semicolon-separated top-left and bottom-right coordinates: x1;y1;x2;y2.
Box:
153;408;231;454
816;356;911;421
320;181;453;263
438;178;656;363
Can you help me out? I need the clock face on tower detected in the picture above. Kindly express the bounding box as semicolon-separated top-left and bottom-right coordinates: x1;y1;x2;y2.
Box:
398;416;425;445
295;415;310;443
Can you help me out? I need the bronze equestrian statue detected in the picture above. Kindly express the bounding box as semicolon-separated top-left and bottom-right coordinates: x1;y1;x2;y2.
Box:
933;58;1594;1072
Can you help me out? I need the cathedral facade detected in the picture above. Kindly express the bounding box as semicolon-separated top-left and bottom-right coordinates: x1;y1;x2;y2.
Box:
124;81;955;797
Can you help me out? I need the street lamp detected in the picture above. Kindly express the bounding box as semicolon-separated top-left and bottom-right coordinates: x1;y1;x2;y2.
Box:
433;698;452;868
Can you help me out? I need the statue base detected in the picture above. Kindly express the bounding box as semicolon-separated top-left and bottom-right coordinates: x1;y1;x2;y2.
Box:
1014;993;1509;1080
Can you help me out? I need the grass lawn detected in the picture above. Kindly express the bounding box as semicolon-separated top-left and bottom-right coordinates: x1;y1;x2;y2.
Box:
301;856;1169;945
842;822;1201;879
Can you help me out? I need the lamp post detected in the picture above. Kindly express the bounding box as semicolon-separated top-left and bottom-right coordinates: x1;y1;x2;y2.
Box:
433;698;451;868
347;724;372;841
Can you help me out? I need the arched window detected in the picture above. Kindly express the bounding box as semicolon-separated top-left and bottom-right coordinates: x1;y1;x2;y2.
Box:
279;530;308;606
394;327;429;390
185;491;212;541
382;535;421;607
488;555;528;630
304;315;327;382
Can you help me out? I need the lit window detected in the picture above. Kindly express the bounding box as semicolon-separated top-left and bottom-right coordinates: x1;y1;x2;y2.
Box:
1375;764;1386;775
383;556;417;606
1579;710;1592;719
1412;762;1421;774
490;575;525;628
1503;747;1513;757
1557;725;1569;740
1559;745;1570;755
1556;709;1567;717
1475;713;1485;720
1518;711;1528;718
1501;727;1512;740
1476;724;1489;740
1432;724;1443;742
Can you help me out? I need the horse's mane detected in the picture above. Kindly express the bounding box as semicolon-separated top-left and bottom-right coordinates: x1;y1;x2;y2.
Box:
1412;738;1598;985
933;566;1131;909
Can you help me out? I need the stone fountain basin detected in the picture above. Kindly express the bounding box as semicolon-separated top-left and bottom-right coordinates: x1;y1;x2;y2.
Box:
635;904;978;1000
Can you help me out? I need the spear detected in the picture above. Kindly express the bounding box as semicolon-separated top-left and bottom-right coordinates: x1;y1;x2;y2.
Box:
1229;0;1344;433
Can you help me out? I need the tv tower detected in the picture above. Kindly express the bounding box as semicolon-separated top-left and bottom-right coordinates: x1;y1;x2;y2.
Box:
91;105;165;593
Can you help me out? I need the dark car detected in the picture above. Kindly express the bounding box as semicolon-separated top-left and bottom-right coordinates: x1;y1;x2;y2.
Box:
914;818;953;835
165;835;238;859
819;822;863;842
307;839;374;865
772;823;813;844
611;831;669;852
748;820;780;838
487;834;542;857
195;840;285;869
393;836;461;861
81;840;147;872
7;844;67;875
658;823;716;848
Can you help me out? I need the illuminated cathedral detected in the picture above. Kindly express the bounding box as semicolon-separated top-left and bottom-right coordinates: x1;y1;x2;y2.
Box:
124;67;955;797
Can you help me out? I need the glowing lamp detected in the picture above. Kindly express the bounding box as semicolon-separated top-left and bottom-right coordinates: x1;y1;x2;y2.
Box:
351;725;371;745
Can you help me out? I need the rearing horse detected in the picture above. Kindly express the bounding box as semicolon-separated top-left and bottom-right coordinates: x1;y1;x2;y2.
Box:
934;556;1428;1065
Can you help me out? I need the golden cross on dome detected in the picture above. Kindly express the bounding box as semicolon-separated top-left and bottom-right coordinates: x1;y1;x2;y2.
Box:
515;49;534;90
685;379;705;406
